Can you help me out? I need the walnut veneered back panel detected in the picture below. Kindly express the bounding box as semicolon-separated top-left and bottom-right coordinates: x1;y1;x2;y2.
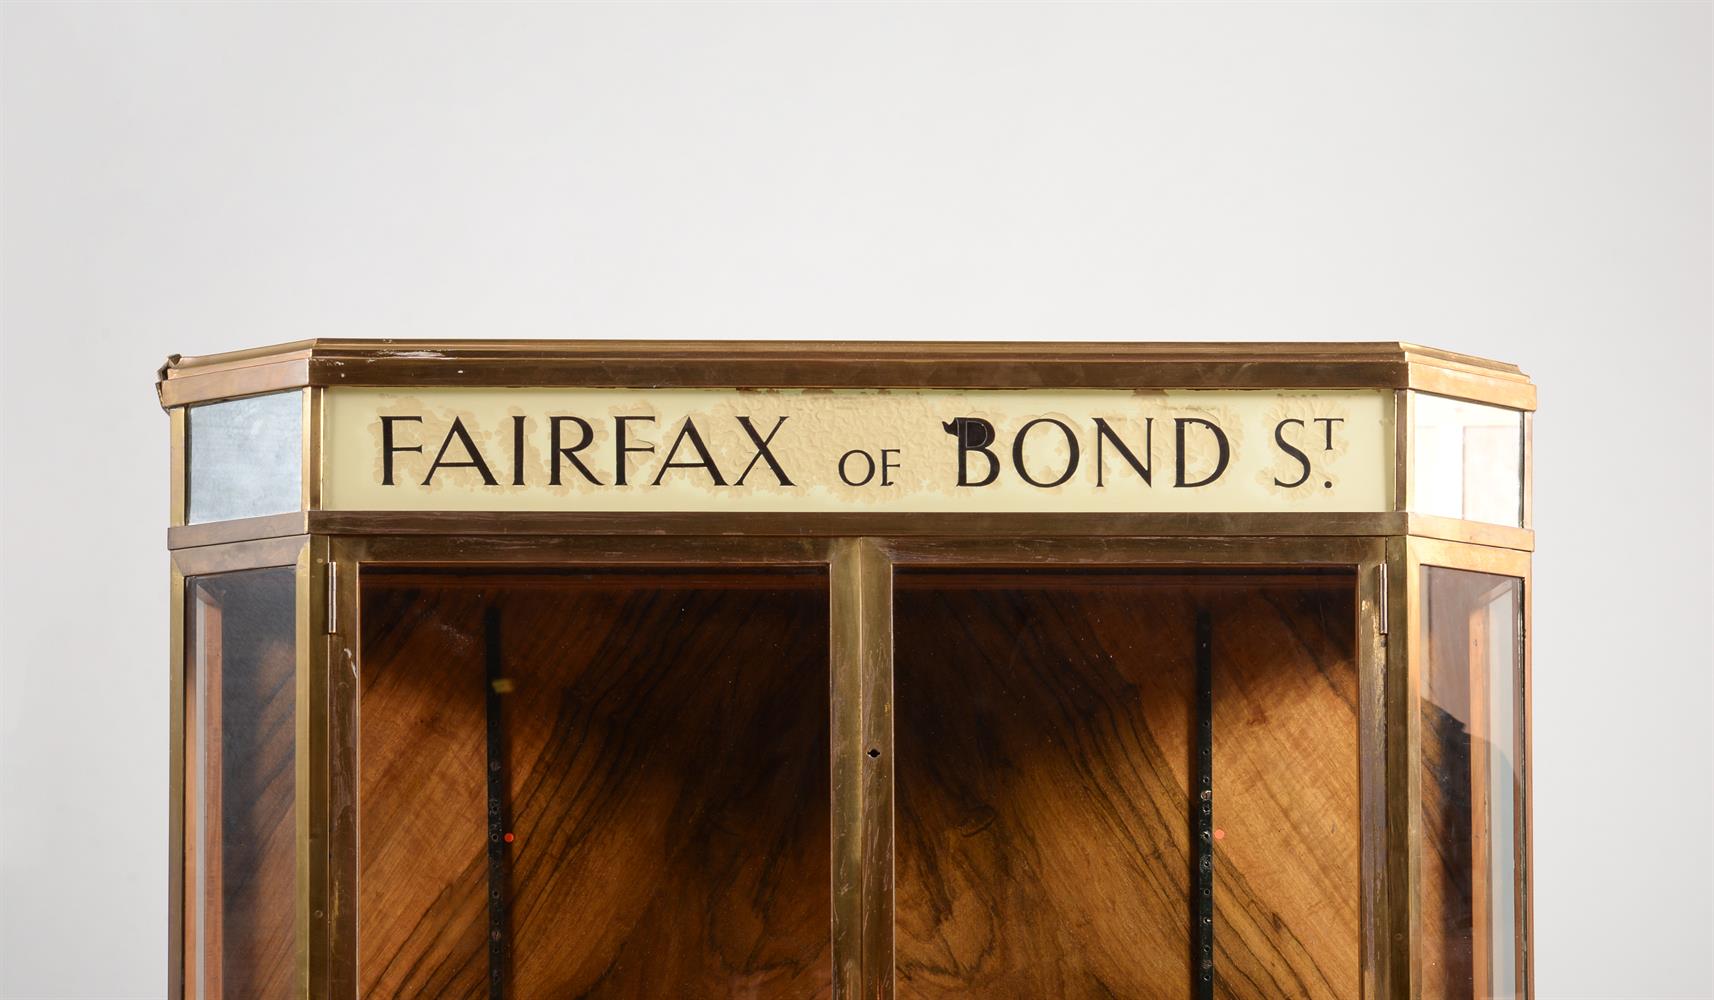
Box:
358;570;832;999
1208;580;1361;1000
893;571;1358;1000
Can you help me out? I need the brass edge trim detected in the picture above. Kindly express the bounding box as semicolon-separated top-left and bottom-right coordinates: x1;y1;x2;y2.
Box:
1405;515;1534;552
159;359;312;409
300;359;1422;391
858;540;895;1000
1522;412;1534;533
884;534;1381;566
1395;390;1412;515
1407;365;1537;411
295;542;315;999
829;540;862;999
304;511;1414;539
164;341;317;375
1357;542;1390;1000
307;537;334;999
1410;537;1532;577
303;389;322;513
172;536;309;577
1390;536;1418;1000
170;511;1531;549
1521;561;1534;1000
163;338;1527;375
339;534;833;566
169;563;187;1000
326;538;362;999
170;513;311;550
158;342;1533;407
170;408;188;528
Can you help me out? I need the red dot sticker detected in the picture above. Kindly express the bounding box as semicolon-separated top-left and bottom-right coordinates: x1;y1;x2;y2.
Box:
503;832;515;843
1213;828;1225;841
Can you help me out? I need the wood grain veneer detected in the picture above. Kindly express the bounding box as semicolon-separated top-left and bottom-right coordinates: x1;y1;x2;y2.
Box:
357;570;831;999
893;571;1357;1000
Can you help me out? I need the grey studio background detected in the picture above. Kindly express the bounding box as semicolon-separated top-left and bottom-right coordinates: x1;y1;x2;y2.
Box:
2;3;1710;998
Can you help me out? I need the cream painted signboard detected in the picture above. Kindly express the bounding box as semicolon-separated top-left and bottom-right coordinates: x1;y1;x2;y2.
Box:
323;387;1393;513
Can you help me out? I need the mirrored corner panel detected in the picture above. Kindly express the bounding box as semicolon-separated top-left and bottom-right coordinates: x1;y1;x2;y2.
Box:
186;390;303;524
1411;393;1524;527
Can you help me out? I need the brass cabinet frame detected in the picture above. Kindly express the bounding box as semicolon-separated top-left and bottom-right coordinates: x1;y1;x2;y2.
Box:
160;340;1534;1000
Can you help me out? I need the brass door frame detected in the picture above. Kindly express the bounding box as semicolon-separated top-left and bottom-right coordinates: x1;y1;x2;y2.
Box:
289;532;1394;1000
170;536;313;1000
1402;537;1534;1000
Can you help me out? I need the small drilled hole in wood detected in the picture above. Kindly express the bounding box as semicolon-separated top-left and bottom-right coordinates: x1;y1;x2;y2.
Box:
867;748;881;759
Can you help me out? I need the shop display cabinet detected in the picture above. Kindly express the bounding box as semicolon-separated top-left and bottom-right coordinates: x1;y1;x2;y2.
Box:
160;341;1533;999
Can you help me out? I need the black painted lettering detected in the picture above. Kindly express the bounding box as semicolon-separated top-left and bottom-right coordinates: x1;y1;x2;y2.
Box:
1093;416;1152;487
1012;417;1080;488
1273;418;1312;488
1315;417;1345;450
838;449;875;486
549;416;601;486
511;415;527;486
943;417;999;487
734;416;794;486
651;419;727;486
613;415;655;486
880;448;901;487
380;415;423;486
1174;417;1230;488
423;417;498;486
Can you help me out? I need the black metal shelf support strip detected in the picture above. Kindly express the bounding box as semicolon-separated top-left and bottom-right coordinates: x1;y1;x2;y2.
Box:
485;604;511;1000
1194;608;1215;1000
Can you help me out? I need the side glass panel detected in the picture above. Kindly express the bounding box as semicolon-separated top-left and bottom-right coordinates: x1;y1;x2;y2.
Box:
187;391;303;524
1411;393;1524;526
357;568;831;998
1420;568;1525;999
893;569;1358;999
184;567;297;999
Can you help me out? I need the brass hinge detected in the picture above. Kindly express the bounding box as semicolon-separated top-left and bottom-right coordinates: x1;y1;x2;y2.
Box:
1378;563;1389;636
326;562;338;634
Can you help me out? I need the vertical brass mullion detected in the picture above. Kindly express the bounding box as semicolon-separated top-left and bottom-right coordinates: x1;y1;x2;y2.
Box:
171;406;189;527
303;387;323;514
1518;559;1533;1000
1356;540;1390;1000
1520;412;1533;531
298;536;331;999
168;561;188;1000
830;538;895;1000
326;538;363;999
1394;389;1412;513
1386;535;1419;1000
